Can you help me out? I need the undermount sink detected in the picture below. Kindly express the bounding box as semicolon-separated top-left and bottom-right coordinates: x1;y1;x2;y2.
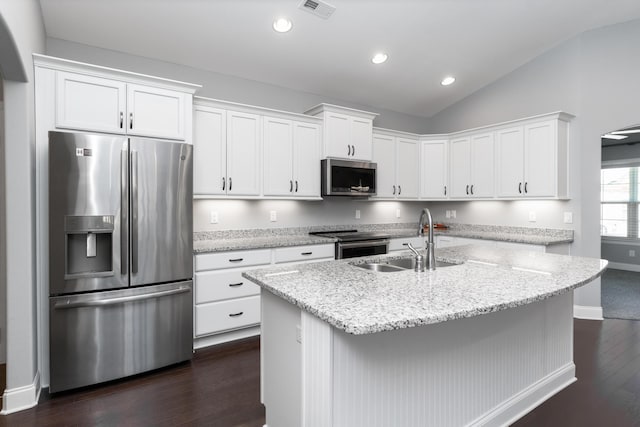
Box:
354;258;459;272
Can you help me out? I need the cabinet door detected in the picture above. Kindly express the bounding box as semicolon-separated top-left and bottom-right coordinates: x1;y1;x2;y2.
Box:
127;83;186;140
226;111;261;196
470;133;495;197
524;120;556;197
372;133;396;198
496;127;524;197
396;138;419;199
263;117;294;196
324;112;351;158
351;117;373;160
421;140;448;199
293;121;321;197
449;137;471;198
55;71;126;134
193;106;226;195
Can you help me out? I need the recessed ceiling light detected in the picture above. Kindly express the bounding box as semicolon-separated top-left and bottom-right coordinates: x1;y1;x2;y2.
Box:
441;76;456;86
603;134;628;140
273;18;293;33
371;53;388;64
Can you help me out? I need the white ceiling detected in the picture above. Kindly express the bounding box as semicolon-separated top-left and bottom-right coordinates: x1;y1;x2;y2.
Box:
38;0;640;118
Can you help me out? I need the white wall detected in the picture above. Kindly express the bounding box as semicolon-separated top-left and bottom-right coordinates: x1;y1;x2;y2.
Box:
46;38;432;134
0;0;46;413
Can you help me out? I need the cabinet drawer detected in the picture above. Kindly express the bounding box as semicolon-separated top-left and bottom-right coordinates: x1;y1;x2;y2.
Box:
195;249;271;271
389;236;424;251
195;270;260;304
274;244;334;263
195;295;260;336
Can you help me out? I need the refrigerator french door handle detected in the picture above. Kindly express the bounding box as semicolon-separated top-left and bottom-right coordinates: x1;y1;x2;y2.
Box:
53;286;191;309
131;150;139;274
121;150;128;275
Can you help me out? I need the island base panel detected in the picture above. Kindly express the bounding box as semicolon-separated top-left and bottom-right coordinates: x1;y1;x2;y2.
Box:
261;290;575;427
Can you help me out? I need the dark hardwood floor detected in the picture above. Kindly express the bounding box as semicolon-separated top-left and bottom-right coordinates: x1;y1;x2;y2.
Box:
2;319;640;426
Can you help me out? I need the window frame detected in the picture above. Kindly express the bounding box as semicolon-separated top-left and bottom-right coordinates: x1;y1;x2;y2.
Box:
601;158;640;242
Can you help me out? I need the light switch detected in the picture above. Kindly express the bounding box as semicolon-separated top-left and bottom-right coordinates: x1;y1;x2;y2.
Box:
396;208;401;218
355;209;361;219
210;211;219;224
270;211;277;222
451;210;457;219
446;210;451;219
529;211;537;222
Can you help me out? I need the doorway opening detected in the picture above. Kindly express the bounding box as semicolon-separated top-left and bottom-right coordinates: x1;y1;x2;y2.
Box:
600;125;640;320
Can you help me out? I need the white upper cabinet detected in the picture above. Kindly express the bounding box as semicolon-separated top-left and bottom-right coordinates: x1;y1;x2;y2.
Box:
371;130;419;199
495;114;571;199
306;104;378;161
226;111;261;196
450;133;494;198
193;105;226;195
420;139;448;199
55;69;194;141
263;117;321;197
56;71;127;134
292;121;321;197
126;83;186;140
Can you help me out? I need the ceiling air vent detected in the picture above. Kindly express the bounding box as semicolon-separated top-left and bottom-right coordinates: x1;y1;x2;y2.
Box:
299;0;336;19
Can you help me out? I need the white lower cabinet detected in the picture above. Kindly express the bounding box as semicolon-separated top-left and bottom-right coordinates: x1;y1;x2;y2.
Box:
194;243;334;346
389;236;424;252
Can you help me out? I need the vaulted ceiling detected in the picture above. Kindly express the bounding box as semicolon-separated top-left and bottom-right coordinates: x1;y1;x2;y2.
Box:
38;0;640;118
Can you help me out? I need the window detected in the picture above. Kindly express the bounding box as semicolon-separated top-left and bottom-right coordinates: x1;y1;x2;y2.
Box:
601;166;639;238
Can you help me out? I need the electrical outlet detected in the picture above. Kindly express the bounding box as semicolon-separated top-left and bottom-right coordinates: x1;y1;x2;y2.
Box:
529;211;537;222
563;212;573;224
446;210;451;219
451;210;457;219
396;208;401;218
355;209;361;219
270;210;277;222
630;250;636;257
210;211;219;224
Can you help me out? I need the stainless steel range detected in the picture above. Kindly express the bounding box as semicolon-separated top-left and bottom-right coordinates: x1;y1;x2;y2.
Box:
309;230;391;259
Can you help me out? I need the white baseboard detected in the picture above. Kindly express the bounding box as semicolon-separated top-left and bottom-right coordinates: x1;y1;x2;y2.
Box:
472;363;576;427
573;304;604;320
1;371;41;415
607;261;640;272
194;326;260;350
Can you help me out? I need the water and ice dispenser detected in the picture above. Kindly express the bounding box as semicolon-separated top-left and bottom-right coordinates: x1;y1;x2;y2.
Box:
64;215;114;279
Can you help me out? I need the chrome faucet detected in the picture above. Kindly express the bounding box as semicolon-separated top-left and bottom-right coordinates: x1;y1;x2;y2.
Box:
418;208;436;270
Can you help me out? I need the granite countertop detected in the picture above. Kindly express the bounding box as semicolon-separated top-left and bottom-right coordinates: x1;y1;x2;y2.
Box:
193;223;574;254
243;244;606;335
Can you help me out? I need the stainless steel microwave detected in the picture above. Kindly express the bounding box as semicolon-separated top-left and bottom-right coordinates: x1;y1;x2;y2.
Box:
321;158;377;197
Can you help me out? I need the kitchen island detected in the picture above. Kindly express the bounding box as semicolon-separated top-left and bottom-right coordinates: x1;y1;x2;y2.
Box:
244;245;607;427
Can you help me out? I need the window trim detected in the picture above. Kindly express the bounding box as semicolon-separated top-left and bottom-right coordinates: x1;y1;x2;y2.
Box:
601;161;640;239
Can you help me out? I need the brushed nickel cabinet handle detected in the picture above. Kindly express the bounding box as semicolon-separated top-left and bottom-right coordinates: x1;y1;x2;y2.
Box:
301;252;313;255
470;185;474;195
444;186;447;196
351;145;355;156
229;177;232;191
525;182;528;193
222;177;226;191
120;112;123;129
228;258;243;263
398;185;402;195
229;312;244;317
295;180;298;192
129;113;133;129
392;185;396;195
348;145;351;156
466;185;469;195
228;282;244;287
290;180;293;192
519;182;522;194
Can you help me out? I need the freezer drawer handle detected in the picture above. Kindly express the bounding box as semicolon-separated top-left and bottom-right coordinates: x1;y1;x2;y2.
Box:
228;258;243;262
229;312;244;317
53;286;191;309
228;282;244;287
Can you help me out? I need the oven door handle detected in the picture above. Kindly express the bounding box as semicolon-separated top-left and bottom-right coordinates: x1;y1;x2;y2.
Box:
337;239;390;249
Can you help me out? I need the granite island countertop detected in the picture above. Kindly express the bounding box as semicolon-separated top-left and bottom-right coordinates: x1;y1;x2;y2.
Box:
193;223;574;253
243;244;606;335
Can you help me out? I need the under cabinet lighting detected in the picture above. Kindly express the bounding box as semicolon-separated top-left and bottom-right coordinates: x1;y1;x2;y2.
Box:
441;76;456;86
273;18;293;33
603;134;628;140
371;53;388;64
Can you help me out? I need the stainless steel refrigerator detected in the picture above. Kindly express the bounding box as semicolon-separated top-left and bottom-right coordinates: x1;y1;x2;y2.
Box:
48;131;193;393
